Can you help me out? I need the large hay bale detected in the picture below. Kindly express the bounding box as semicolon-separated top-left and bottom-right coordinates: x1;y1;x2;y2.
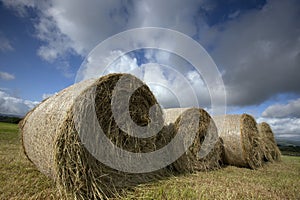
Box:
258;122;281;162
20;73;171;199
213;114;263;169
162;108;224;173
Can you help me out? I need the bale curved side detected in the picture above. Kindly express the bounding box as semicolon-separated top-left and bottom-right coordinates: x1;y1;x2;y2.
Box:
21;78;95;177
21;73;170;199
163;108;224;173
258;122;281;162
213;114;263;169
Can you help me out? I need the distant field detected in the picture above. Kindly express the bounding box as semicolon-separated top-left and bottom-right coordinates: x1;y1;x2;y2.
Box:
1;122;299;199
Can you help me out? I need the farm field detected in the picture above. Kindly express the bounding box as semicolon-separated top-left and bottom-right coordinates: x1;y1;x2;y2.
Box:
0;122;299;200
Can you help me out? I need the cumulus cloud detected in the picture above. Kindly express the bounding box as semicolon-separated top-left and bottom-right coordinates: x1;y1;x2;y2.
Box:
34;16;75;62
78;48;212;109
43;0;133;56
259;98;300;140
0;90;39;116
103;51;139;75
262;98;300;118
38;0;203;57
1;0;203;61
258;117;300;135
0;32;14;52
2;0;299;109
0;71;15;80
139;63;201;108
82;50;203;108
42;93;56;100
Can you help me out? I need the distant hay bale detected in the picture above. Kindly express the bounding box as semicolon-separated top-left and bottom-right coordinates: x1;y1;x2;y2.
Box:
213;114;263;169
162;108;224;173
258;122;281;162
20;73;172;199
258;122;276;143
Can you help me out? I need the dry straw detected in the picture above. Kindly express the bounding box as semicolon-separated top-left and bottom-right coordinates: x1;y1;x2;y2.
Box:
258;122;281;162
213;114;263;169
163;108;224;173
20;73;172;199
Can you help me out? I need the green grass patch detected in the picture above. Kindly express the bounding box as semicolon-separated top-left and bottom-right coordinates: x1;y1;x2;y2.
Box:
0;122;19;141
0;122;59;200
0;122;299;199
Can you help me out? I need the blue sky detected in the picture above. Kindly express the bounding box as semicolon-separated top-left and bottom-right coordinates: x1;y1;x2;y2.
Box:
0;4;80;100
0;0;299;139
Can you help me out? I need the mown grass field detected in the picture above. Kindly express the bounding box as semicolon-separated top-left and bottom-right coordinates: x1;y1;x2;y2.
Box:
0;122;299;199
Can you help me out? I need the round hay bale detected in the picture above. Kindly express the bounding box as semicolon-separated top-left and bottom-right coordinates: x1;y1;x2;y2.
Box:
213;114;263;169
162;108;224;173
258;122;281;162
20;73;171;199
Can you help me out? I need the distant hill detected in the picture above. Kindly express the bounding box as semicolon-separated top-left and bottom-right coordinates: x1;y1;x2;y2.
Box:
0;114;22;124
276;137;300;147
278;144;300;156
272;135;300;156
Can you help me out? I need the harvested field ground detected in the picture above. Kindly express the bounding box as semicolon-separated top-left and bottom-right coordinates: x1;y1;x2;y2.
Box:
0;122;299;200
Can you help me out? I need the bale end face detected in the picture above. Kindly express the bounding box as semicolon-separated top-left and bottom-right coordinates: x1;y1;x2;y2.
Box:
258;122;281;162
163;108;224;173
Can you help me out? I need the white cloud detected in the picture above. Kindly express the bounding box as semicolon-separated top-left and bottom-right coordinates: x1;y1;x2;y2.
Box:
77;46;213;109
258;116;300;146
105;53;211;108
104;51;139;75
258;117;300;135
2;0;203;61
259;97;300;139
42;93;55;100
0;71;15;80
0;91;39;116
33;0;133;58
0;32;14;52
34;15;75;62
83;51;186;108
262;98;300;118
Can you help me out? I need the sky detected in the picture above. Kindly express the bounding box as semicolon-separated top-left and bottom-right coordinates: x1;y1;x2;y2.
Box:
0;0;299;141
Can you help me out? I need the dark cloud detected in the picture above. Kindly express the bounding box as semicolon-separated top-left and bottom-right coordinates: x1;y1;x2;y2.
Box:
207;0;300;106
